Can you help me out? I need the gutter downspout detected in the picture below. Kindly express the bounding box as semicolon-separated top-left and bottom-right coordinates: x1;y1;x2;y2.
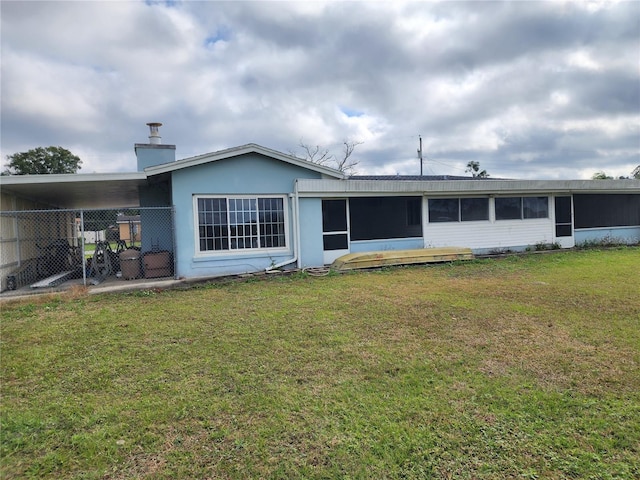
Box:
265;188;299;272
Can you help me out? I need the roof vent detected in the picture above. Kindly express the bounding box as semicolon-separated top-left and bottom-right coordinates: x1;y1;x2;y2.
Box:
147;122;162;144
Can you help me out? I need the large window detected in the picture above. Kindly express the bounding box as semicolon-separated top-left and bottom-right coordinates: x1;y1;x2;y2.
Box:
495;197;548;220
428;198;489;222
196;196;286;253
349;197;422;241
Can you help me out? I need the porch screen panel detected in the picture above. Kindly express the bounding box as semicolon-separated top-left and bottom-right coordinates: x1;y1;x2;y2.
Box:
323;234;348;250
574;194;640;228
322;199;348;232
350;196;422;241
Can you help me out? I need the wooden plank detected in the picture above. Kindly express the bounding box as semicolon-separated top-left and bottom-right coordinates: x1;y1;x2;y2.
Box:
30;270;75;289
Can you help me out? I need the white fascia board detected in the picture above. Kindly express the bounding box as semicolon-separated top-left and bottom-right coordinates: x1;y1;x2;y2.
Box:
145;143;345;179
295;179;640;197
0;172;147;186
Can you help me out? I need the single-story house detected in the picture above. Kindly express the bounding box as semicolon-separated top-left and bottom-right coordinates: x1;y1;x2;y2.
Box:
1;124;639;289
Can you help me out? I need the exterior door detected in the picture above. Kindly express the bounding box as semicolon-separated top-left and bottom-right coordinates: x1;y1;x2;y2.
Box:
322;199;349;264
554;196;575;248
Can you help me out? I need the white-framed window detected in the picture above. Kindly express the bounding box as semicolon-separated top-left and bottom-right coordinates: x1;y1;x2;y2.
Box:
195;195;287;254
495;196;549;220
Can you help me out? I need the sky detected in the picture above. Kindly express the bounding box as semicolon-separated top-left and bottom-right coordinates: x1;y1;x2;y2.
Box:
1;0;639;180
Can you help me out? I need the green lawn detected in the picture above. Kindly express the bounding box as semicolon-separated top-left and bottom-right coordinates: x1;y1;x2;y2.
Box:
1;248;639;479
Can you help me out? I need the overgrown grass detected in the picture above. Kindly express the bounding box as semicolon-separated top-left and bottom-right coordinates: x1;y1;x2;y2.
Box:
1;248;639;479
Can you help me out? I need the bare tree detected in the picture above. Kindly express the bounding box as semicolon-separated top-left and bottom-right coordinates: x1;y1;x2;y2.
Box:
295;142;333;166
334;140;363;174
293;138;363;174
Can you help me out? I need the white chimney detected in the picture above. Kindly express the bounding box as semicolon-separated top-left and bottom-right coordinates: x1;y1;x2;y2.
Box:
147;122;162;144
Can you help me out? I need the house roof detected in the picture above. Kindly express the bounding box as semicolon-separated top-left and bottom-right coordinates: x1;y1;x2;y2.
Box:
2;144;639;209
145;143;346;179
0;144;345;209
0;172;147;209
296;178;640;197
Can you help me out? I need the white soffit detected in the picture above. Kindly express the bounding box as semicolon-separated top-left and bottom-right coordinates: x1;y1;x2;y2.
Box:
0;173;148;209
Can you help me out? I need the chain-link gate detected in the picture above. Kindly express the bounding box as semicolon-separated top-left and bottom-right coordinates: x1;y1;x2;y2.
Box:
1;207;175;291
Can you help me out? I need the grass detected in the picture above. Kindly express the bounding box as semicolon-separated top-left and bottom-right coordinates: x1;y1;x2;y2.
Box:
1;248;639;479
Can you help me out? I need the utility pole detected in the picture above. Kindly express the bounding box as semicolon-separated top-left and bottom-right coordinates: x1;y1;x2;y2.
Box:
417;135;423;177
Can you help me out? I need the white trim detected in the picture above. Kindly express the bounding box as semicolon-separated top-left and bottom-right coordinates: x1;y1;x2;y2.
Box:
296;178;640;196
146;143;346;179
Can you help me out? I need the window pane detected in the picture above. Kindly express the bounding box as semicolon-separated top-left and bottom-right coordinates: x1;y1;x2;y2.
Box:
197;197;228;251
229;198;257;250
461;198;489;221
523;197;548;219
259;197;285;248
429;198;459;222
495;197;522;220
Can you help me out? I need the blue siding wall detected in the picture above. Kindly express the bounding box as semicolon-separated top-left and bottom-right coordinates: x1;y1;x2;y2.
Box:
298;198;325;267
350;238;424;253
171;154;322;278
574;226;640;246
136;145;176;171
138;183;173;253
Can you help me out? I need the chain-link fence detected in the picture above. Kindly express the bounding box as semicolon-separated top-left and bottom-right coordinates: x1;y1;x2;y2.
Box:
1;207;174;291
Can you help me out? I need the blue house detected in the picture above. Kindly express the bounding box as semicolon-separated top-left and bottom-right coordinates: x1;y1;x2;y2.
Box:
1;123;639;289
136;138;345;279
132;125;639;280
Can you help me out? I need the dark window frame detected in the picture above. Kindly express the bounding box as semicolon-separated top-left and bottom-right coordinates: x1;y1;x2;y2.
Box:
495;196;548;220
428;197;489;223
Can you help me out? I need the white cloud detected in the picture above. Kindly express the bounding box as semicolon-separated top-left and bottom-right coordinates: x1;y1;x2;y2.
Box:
1;0;638;179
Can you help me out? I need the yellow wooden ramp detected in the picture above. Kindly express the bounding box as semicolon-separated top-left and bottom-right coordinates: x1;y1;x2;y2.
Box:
331;247;474;271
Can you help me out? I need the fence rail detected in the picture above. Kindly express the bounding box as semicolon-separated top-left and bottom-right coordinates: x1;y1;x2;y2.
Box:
1;207;175;291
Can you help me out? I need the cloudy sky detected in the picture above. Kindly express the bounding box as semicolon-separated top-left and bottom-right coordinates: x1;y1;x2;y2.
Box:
1;0;639;179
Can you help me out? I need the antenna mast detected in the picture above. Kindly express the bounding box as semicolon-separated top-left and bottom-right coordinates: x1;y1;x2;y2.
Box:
417;135;423;176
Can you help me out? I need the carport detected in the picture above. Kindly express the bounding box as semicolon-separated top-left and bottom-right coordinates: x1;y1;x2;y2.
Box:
0;172;176;292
